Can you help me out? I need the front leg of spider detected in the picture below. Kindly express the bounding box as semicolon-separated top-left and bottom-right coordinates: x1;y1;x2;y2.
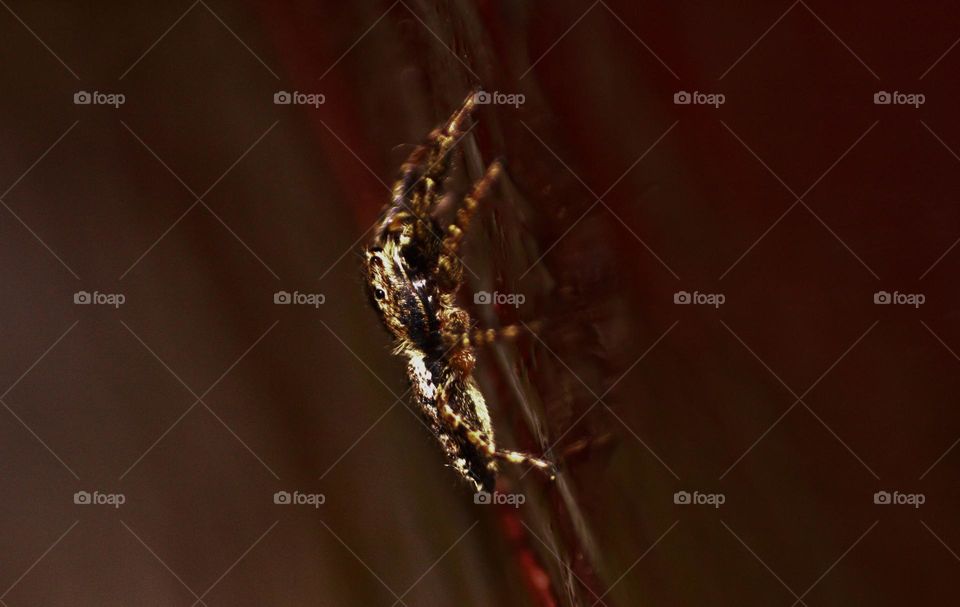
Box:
363;91;556;492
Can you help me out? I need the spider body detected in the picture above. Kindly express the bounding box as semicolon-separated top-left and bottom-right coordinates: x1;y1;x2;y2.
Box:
363;92;553;492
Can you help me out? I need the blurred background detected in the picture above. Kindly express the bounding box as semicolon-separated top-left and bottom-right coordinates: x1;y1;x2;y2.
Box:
0;1;959;605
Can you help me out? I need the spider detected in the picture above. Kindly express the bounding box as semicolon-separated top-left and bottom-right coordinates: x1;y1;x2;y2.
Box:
362;91;555;492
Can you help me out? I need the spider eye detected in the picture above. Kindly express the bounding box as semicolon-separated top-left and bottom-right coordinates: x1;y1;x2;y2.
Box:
374;288;386;300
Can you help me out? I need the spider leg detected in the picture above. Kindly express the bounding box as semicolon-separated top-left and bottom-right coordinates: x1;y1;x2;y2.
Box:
438;400;556;481
391;91;478;218
442;159;503;257
466;320;543;348
425;90;477;176
443;320;544;351
494;449;557;479
434;159;503;288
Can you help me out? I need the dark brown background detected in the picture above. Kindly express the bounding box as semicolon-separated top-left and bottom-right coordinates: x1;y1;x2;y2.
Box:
0;1;958;605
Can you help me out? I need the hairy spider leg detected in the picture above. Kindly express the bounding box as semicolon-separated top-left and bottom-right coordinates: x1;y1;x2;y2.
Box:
442;320;546;353
391;91;478;218
438;400;556;481
380;92;479;251
434;159;503;289
466;320;544;348
442;159;503;257
494;449;556;478
424;89;477;178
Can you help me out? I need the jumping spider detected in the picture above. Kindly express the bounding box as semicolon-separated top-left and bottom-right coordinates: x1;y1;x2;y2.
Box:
362;91;555;492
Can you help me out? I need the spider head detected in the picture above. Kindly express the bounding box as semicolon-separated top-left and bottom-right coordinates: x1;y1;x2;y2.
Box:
364;240;433;349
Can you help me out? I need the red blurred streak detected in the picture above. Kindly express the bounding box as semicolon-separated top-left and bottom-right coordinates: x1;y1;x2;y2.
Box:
495;494;559;607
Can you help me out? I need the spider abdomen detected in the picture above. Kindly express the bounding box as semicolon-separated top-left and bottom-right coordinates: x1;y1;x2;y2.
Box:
405;352;497;491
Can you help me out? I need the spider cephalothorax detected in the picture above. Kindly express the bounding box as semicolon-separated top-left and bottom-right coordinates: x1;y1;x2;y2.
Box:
362;91;553;492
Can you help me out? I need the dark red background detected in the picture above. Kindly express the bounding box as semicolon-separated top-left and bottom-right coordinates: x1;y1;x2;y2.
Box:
0;1;957;605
